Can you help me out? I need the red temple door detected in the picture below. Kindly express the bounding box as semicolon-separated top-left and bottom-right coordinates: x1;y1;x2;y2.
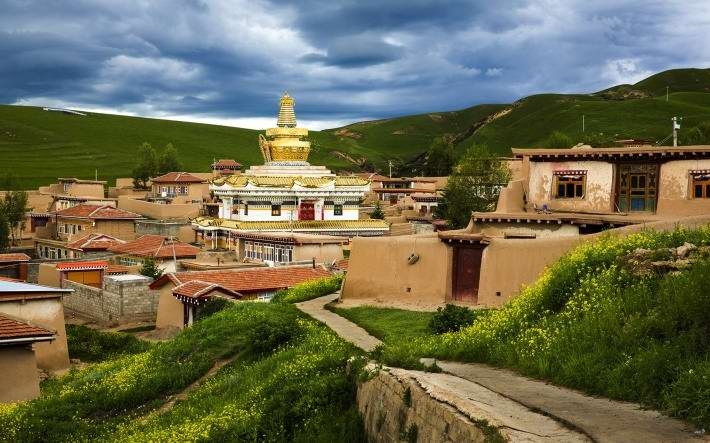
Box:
452;245;485;303
299;202;315;220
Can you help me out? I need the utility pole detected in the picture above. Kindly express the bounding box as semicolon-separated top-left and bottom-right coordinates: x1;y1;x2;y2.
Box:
582;115;585;133
672;116;681;147
388;160;393;178
666;86;669;102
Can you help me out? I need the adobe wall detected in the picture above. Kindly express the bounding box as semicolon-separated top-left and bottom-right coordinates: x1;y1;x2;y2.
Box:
494;179;525;213
0;298;69;372
37;263;61;288
293;243;344;264
657;159;710;216
358;369;487;443
118;196;200;220
93;220;138;241
528;161;614;212
136;220;192;238
63;278;159;325
341;235;451;306
68;183;105;198
0;347;41;403
472;221;579;238
155;285;185;329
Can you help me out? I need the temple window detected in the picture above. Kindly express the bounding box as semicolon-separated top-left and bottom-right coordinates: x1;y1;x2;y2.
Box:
334;204;343;216
690;171;710;198
271;204;281;216
244;204;249;215
553;170;586;199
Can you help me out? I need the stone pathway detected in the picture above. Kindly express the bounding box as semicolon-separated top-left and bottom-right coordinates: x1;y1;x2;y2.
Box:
297;293;709;443
295;293;383;352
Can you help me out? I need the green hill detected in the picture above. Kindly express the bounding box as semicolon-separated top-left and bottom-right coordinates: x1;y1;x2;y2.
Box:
2;68;710;188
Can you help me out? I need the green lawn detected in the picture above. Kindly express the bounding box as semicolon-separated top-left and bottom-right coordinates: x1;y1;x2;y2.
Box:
327;305;434;344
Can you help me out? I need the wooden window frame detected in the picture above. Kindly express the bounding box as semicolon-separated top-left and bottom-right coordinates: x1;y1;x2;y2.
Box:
271;204;281;216
690;171;710;199
553;170;587;200
333;204;343;216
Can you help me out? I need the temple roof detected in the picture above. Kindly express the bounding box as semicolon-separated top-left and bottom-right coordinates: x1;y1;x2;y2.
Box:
212;175;369;188
192;217;389;232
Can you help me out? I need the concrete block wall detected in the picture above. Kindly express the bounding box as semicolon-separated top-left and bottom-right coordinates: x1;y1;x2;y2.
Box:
63;277;159;324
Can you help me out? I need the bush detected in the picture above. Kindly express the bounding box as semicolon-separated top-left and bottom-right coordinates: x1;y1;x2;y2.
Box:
428;304;477;334
66;325;150;362
195;297;232;321
246;313;302;355
271;275;343;304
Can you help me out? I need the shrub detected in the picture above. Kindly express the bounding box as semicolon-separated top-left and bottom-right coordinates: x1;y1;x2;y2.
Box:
195;297;231;321
66;325;150;362
271;275;343;304
428;304;477;334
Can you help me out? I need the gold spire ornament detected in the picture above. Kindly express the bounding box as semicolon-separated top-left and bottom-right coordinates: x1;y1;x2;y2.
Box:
258;92;311;163
276;92;297;128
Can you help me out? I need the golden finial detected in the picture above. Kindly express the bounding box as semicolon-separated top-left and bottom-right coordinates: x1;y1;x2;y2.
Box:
277;91;297;128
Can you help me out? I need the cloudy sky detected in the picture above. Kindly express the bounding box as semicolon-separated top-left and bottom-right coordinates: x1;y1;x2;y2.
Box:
2;0;709;129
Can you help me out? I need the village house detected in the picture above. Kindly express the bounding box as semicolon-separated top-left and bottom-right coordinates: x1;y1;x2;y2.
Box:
149;172;209;205
0;313;56;403
108;234;201;272
211;159;242;177
0;280;70;372
228;231;348;265
372;177;439;204
151;265;333;328
341;144;710;309
0;253;30;281
47;204;142;242
34;233;125;262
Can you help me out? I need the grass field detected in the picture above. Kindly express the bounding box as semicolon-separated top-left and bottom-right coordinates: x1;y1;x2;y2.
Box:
327;305;434;344
2;68;709;188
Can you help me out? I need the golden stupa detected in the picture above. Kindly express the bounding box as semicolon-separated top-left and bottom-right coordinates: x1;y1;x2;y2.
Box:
259;92;311;163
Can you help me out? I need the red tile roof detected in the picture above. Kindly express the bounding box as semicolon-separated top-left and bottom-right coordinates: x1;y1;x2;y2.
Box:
0;313;54;341
334;259;348;270
56;260;108;271
151;266;332;294
151;172;206;183
172;280;242;299
106;264;130;275
212;159;242;168
109;235;201;259
66;233;125;251
0;253;31;263
55;204;142;220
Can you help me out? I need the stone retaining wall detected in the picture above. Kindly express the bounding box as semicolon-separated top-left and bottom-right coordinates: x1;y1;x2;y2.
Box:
358;369;487;443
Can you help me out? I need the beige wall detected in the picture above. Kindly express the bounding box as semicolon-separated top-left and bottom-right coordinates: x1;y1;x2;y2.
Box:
292;243;344;264
155;285;185;329
118;196;200;220
37;264;61;288
151;182;208;204
0;347;41;403
657;159;710;216
528;160;614;212
341;234;452;305
472;221;580;238
495;179;526;213
0;298;69;372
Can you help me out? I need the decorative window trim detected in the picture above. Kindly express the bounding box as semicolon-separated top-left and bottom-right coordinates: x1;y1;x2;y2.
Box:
552;170;587;199
333;204;343;216
271;204;281;216
690;170;710;199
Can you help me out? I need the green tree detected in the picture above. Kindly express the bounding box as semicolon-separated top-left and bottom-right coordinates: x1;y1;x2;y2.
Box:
158;143;182;175
132;142;158;189
437;144;510;228
424;137;455;176
543;130;573;148
2;190;28;246
682;121;710;145
139;257;163;280
0;211;10;252
370;201;385;220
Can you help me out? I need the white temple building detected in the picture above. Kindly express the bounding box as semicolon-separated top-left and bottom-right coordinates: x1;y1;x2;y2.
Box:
192;93;389;250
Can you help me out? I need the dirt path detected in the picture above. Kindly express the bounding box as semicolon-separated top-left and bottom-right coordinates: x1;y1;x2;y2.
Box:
298;293;708;442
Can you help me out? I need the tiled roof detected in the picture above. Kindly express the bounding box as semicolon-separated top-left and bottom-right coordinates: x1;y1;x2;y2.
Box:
106;265;130;275
109;235;201;259
213;175;369;188
151;172;207;184
334;259;348;270
151;266;332;294
172;280;242;299
512;145;710;160
0;313;54;341
66;233;125;251
55;204;143;220
212;159;242;168
0;253;31;263
192;217;390;232
56;260;108;271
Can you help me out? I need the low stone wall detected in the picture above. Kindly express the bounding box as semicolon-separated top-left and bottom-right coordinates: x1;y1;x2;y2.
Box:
63;277;159;325
358;369;487;443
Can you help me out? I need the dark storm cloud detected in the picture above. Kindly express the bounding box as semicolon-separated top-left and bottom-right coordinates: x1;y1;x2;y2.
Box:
0;0;709;127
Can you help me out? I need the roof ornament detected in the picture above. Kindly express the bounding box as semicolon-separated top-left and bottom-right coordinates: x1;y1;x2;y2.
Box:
277;91;297;128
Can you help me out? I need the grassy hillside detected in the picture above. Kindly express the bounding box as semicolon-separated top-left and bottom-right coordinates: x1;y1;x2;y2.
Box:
0;280;365;442
2;68;709;188
365;227;710;427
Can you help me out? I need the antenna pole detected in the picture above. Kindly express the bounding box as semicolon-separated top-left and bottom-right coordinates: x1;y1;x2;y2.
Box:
582;115;585;133
666;86;669;102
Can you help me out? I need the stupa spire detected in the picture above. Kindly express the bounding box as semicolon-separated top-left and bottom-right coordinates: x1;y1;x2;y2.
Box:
277;91;297;128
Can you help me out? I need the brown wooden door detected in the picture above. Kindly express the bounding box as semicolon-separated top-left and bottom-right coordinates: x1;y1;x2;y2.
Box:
299;203;315;220
452;245;484;303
